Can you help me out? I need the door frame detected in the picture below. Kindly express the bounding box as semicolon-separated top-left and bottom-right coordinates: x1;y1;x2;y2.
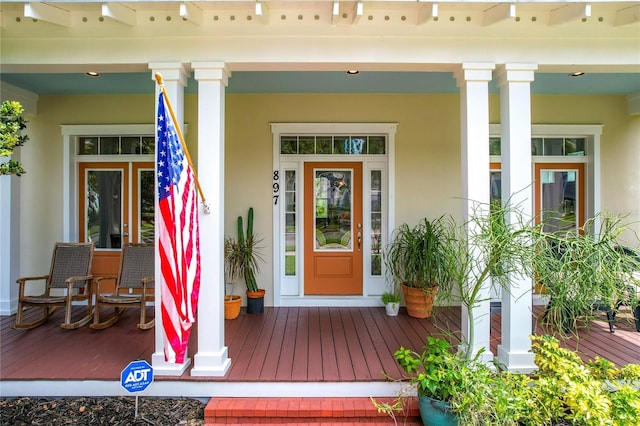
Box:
62;124;156;243
271;123;397;307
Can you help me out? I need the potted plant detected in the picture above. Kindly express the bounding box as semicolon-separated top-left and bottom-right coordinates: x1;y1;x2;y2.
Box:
224;207;265;314
395;336;489;426
381;291;401;316
223;277;242;320
385;215;453;318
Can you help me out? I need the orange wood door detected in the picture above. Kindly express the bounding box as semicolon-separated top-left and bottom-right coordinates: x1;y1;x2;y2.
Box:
304;162;363;295
534;163;585;234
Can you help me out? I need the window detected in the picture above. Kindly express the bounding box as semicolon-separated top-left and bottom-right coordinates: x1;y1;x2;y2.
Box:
280;135;386;155
489;137;586;157
78;136;154;156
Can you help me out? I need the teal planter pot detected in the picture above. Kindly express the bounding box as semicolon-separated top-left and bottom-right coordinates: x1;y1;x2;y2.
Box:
418;396;458;426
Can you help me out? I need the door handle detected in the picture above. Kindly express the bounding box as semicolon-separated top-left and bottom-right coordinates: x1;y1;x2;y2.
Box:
357;231;362;252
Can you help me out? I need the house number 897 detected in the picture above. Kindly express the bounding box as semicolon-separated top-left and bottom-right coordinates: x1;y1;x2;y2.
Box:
273;170;280;205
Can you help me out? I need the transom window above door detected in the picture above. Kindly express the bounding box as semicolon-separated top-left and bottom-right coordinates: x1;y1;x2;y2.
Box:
280;135;386;155
78;135;154;156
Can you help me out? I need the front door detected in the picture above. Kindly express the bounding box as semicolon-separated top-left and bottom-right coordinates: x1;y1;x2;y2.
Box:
79;162;154;283
304;162;363;295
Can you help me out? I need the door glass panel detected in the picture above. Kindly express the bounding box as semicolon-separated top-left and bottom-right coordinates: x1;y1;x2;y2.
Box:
490;170;501;204
139;170;155;243
540;170;578;235
87;170;122;249
370;170;382;276
314;169;352;251
285;170;297;275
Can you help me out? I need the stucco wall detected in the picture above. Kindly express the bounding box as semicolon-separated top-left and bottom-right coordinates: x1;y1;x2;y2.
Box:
531;94;640;244
14;92;639;300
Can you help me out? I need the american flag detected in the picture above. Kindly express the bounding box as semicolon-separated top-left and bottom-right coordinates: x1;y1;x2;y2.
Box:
156;92;201;364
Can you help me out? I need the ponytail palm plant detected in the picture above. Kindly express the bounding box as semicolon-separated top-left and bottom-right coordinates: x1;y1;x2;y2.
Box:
385;215;453;291
224;207;264;293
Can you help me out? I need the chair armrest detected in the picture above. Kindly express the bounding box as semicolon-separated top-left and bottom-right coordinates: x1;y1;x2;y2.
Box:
141;277;155;287
94;275;118;293
16;275;49;285
66;275;94;289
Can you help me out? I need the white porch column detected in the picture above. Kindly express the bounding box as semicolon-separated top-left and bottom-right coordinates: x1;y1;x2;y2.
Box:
495;63;537;373
149;62;192;376
0;86;36;316
455;63;495;363
190;62;231;376
0;163;16;315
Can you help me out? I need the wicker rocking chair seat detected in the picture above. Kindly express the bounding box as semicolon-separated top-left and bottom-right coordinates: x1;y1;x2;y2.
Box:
99;294;143;304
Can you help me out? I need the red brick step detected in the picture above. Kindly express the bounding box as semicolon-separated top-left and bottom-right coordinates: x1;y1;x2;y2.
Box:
204;397;422;425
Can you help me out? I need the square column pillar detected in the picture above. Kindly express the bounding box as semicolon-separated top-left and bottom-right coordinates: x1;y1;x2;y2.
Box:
495;63;537;373
190;62;231;376
149;62;192;376
455;63;495;363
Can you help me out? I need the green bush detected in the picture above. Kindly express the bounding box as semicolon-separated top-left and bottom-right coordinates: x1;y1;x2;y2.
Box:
451;335;640;426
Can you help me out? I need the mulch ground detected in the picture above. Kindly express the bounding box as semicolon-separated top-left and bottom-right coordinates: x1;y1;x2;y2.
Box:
0;396;205;425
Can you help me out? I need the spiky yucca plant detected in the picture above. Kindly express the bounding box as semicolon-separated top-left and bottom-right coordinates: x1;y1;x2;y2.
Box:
224;207;264;293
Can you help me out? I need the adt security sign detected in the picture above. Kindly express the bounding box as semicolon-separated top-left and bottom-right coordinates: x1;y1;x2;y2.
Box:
121;360;153;393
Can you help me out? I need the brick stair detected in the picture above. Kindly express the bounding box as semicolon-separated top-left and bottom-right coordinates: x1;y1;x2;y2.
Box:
204;397;423;425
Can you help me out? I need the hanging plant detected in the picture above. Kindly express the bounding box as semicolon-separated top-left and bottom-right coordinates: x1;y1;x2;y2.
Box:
0;100;29;176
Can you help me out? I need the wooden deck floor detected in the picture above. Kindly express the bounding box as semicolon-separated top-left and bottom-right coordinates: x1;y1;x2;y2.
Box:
1;305;639;384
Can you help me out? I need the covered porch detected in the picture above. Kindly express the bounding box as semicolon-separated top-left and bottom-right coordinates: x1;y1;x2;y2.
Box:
2;305;638;398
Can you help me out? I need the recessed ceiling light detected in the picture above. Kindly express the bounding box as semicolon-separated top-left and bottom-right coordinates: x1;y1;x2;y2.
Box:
346;70;360;75
569;72;585;77
85;71;100;77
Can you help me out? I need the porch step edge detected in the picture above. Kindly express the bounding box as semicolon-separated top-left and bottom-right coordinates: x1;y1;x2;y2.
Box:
204;397;420;423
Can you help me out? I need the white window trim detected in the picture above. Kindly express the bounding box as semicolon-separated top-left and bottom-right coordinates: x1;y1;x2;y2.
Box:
60;124;155;242
271;123;397;307
489;123;604;231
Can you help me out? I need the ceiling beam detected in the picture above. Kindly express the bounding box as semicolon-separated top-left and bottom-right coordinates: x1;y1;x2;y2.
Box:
101;3;136;26
255;0;270;25
614;5;640;27
352;1;364;25
24;2;70;27
179;2;203;26
483;3;516;26
549;3;591;26
417;2;438;26
332;1;340;26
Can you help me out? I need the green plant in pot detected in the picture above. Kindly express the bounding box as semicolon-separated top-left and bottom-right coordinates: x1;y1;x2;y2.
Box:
224;207;265;314
395;336;490;426
385;216;453;318
381;291;401;316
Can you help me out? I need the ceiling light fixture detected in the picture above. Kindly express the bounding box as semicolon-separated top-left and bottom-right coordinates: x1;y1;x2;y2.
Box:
569;71;585;77
85;71;100;77
346;70;360;75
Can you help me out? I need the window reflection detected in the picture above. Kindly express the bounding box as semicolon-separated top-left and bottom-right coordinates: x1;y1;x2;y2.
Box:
87;170;122;249
314;170;352;250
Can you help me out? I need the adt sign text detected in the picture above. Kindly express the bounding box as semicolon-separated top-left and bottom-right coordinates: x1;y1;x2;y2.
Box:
121;360;153;393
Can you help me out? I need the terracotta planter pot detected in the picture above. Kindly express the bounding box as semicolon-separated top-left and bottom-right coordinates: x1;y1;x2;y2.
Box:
246;289;266;314
224;295;242;320
402;284;438;318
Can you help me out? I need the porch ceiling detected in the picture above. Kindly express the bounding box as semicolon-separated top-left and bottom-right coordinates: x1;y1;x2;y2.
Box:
1;70;639;96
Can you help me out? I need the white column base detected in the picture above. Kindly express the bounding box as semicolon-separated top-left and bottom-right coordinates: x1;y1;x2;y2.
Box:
191;347;231;377
151;352;191;376
496;345;537;373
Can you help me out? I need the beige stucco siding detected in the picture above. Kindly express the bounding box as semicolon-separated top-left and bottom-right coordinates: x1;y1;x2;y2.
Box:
15;92;639;299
